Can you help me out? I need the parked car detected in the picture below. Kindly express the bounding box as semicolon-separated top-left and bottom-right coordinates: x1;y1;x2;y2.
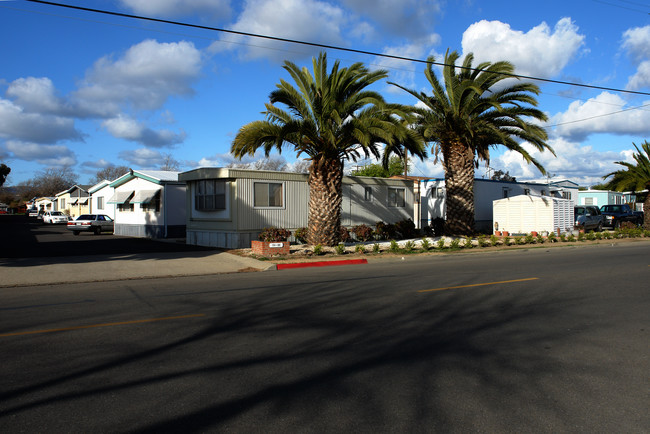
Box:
27;208;39;218
599;204;640;228
574;205;603;232
66;214;114;235
42;211;69;224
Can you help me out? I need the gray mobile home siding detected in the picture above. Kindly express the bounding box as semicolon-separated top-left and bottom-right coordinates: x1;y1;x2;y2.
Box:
180;168;414;249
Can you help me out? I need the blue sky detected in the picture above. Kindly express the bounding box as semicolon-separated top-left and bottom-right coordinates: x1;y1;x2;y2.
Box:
1;0;649;187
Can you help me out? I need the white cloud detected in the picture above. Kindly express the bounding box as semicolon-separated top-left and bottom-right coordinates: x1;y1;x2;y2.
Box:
461;18;585;78
119;0;231;20
74;39;203;113
379;34;441;91
102;115;186;148
342;0;442;39
5;141;77;166
493;137;633;186
626;60;650;90
622;26;650;90
0;99;82;144
211;0;347;61
551;92;650;140
118;148;164;168
622;25;650;63
5;77;64;114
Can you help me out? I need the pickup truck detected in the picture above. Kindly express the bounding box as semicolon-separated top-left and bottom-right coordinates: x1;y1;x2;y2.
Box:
599;204;642;228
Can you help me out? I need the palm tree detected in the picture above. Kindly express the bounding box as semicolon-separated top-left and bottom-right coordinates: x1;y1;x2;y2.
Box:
232;52;425;246
391;50;554;235
604;140;650;229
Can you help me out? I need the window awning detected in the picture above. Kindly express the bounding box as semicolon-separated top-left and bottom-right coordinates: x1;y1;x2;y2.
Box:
79;199;89;205
70;199;79;205
132;189;160;204
107;191;134;204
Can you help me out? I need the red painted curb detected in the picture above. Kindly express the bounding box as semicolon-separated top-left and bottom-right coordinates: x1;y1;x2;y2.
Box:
276;258;368;270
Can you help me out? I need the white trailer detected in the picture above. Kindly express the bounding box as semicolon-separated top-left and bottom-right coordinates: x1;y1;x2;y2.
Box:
492;194;574;235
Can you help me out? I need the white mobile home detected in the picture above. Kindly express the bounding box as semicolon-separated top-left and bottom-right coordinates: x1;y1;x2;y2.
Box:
421;178;579;232
179;168;414;249
89;180;116;219
109;170;186;238
492;195;574;235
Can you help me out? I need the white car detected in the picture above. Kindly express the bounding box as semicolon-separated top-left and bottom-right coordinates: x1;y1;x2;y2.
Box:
42;211;69;224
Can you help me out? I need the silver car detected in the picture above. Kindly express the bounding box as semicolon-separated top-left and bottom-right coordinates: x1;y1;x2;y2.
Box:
67;214;114;235
574;205;603;232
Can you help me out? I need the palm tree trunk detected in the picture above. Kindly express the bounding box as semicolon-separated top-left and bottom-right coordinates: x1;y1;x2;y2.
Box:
307;158;343;246
443;141;475;235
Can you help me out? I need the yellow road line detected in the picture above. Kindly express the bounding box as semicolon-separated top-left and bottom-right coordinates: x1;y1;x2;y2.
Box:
0;314;205;338
418;277;539;293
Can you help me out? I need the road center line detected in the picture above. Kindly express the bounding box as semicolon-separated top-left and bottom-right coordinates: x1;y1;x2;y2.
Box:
418;277;539;293
0;314;205;338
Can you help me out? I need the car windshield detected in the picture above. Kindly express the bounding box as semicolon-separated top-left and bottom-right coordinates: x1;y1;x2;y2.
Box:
77;214;95;220
51;211;64;216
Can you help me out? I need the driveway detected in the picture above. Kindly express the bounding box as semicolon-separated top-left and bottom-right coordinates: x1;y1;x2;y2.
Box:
0;214;215;259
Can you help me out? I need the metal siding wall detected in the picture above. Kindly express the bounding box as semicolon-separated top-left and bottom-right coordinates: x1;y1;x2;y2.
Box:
345;183;414;226
237;178;309;230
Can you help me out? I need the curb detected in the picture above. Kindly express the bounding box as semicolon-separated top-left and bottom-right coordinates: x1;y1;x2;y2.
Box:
276;258;368;270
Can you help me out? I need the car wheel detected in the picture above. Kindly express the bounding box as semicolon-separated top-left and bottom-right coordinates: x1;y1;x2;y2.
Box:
73;231;80;236
93;226;101;235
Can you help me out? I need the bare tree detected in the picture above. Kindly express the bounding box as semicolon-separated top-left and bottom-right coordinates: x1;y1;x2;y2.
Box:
90;165;130;185
160;153;181;171
30;167;78;197
287;159;311;173
227;156;287;171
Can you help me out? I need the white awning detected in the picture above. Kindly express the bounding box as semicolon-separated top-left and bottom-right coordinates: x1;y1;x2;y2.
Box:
107;191;134;204
70;199;79;205
132;189;160;203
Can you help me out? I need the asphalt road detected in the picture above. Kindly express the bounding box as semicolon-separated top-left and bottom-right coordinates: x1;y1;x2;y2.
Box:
0;242;648;432
0;214;214;258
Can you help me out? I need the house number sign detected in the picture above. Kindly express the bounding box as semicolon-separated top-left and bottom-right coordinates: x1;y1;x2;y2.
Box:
269;243;284;248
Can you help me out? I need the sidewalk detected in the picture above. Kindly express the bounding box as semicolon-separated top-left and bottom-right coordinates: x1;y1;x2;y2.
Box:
0;250;276;288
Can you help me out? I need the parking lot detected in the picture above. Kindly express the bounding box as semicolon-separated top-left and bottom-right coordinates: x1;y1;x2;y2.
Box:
0;214;215;259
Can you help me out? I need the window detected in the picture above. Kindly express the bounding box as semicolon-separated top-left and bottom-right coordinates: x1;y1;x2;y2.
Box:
254;182;283;208
60;198;65;209
364;187;372;201
388;188;405;207
437;187;445;198
117;203;134;212
502;188;509;198
562;191;571;200
541;190;547;196
584;197;594;205
141;194;160;212
195;180;226;211
524;188;531;195
97;196;104;210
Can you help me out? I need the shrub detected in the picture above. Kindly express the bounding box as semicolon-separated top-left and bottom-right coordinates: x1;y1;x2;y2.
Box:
294;227;308;244
335;243;346;255
403;240;416;252
537;233;545;244
313;244;324;255
547;232;556;243
339;226;351;243
421;238;431;251
437;238;446;249
577;232;585;242
559;233;567;242
478;235;488;247
603;231;612;239
644;230;650;238
355;244;365;254
389;240;400;253
372;243;380;253
490;234;499;247
595;231;603;240
503;235;511;246
515;236;525;245
450;238;461;249
352;224;374;242
431;217;445;236
567;233;576;242
395;219;416;239
525;234;535;244
259;227;291;242
586;231;596;241
422;225;434;237
375;221;397;240
464;237;474;249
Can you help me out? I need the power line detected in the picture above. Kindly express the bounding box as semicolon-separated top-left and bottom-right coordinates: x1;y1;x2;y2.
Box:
25;0;650;98
548;102;650;127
